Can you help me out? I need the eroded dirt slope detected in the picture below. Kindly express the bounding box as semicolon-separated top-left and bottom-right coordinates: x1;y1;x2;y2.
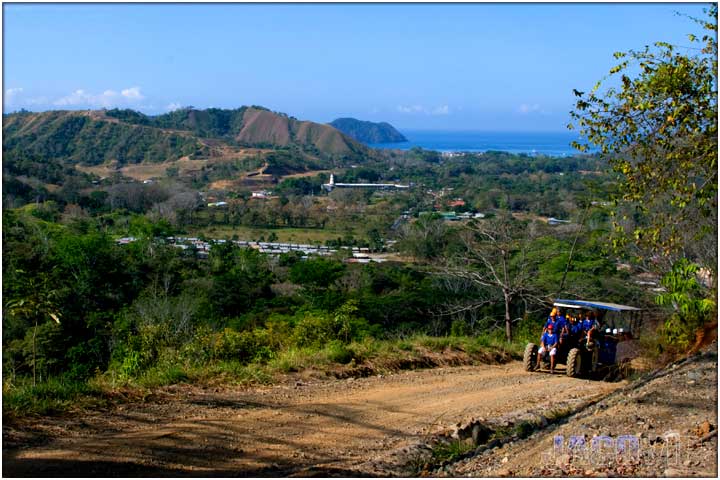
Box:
3;363;622;477
451;345;718;478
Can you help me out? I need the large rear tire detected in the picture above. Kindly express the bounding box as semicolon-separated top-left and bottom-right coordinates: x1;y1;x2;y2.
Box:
523;343;538;372
566;347;582;378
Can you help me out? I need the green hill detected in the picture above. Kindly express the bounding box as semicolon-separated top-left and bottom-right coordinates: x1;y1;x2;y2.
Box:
329;117;407;144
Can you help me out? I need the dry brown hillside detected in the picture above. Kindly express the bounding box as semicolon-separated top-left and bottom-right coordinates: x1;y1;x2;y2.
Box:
237;107;362;155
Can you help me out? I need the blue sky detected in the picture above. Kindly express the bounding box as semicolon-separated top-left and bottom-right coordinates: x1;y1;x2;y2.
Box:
3;3;711;131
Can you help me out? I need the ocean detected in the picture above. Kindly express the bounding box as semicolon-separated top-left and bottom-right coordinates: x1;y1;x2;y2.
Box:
369;130;584;157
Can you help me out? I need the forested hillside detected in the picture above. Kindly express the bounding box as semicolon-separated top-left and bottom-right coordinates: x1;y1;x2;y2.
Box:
3;110;205;166
329;117;408;144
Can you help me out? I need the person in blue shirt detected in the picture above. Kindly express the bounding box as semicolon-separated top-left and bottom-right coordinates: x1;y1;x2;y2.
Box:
554;311;569;346
582;312;601;342
581;311;596;333
536;324;559;373
568;313;583;346
581;311;601;371
544;314;556;332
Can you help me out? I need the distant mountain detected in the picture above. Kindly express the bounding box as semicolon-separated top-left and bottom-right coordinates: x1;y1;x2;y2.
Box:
2;107;369;168
329;118;407;144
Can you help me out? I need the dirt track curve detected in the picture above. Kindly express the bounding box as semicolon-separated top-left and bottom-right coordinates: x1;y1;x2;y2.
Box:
3;362;623;477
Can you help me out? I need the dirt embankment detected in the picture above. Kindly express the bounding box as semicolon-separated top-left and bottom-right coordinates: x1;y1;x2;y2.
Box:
449;343;718;478
3;362;622;477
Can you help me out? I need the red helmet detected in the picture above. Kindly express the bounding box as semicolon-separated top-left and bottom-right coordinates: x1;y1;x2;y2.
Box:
547;324;554;330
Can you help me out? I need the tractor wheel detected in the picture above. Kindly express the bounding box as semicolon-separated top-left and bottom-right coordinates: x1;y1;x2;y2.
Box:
523;343;538;372
566;348;582;377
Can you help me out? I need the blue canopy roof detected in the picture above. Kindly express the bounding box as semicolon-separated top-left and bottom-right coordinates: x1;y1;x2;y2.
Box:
554;299;641;312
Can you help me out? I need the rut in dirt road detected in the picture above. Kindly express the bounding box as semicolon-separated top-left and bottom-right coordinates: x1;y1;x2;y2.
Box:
3;362;623;477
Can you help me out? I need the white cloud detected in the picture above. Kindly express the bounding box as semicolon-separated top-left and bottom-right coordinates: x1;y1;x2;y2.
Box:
53;87;145;108
518;103;541;114
397;104;451;115
397;104;425;114
5;87;24;104
121;87;144;100
166;102;182;112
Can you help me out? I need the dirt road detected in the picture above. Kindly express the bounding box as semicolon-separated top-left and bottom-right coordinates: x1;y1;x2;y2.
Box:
3;362;623;477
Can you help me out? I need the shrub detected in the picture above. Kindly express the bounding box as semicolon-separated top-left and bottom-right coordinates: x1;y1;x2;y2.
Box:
214;328;262;363
450;319;470;337
139;364;189;388
656;259;715;351
324;340;354;364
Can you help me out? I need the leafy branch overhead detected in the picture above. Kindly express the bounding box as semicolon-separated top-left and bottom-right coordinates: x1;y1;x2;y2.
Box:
570;5;718;261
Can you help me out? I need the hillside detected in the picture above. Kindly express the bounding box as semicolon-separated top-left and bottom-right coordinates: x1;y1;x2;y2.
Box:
330;117;407;144
2;107;369;168
2;110;205;166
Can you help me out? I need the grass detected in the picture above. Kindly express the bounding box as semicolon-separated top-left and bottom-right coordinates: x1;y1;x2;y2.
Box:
138;365;189;388
430;439;475;463
4;333;521;418
3;376;106;417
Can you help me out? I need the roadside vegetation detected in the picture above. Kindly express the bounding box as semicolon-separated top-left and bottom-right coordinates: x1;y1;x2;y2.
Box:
2;199;637;419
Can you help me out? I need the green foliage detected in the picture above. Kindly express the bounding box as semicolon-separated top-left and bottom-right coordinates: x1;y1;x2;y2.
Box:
213;328;275;363
656;258;715;350
329;118;407;144
138;364;189;388
450;319;470;337
571;7;717;263
3;376;103;417
323;340;355;364
3;111;202;167
399;214;450;260
431;439;474;463
289;258;345;288
208;244;275;318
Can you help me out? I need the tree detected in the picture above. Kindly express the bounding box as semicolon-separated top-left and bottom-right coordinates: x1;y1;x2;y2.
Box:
570;7;717;277
442;216;544;342
5;272;62;386
399;214;449;261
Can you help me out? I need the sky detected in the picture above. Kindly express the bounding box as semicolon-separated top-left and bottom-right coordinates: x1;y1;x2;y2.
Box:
2;2;712;131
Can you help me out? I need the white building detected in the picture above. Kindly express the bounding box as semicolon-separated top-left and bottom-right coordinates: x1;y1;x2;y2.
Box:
322;174;410;192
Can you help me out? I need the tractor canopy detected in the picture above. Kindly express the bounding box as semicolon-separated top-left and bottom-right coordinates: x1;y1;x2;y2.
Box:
553;299;641;312
553;298;644;338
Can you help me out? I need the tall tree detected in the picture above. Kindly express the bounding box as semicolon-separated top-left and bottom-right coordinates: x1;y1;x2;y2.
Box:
570;6;717;278
442;216;543;342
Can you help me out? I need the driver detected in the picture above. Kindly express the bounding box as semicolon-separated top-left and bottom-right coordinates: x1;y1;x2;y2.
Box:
536;323;559;374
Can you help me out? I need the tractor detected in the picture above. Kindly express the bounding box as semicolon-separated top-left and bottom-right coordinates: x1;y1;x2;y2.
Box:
523;299;644;378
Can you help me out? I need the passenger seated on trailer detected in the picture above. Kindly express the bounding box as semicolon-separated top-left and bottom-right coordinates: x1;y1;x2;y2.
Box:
537;324;559;373
544;308;558;329
568;313;583;345
557;309;567;326
581;311;598;335
582;311;600;347
554;310;569;345
544;312;557;335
